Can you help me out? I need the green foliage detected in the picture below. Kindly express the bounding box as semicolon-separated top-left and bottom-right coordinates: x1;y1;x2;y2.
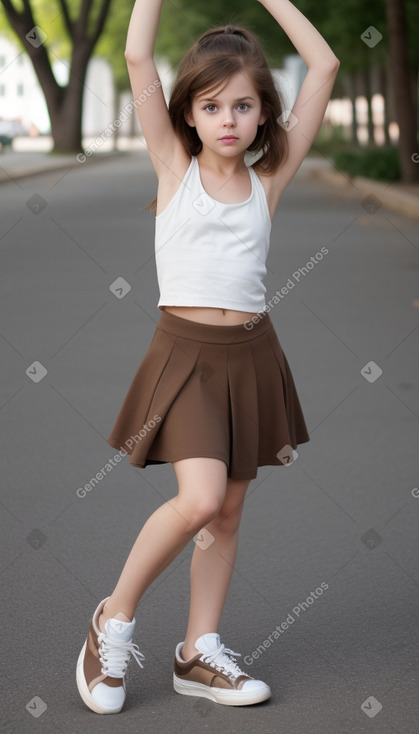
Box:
1;0;418;144
2;0;418;87
94;2;131;90
154;1;210;68
333;145;401;181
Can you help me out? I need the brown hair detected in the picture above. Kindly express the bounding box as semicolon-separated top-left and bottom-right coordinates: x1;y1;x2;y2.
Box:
144;24;289;215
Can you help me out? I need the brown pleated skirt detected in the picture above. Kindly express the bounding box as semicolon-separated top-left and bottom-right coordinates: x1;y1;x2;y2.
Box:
107;310;310;480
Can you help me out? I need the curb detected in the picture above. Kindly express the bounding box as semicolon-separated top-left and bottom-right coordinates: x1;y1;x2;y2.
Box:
0;150;129;186
309;165;419;221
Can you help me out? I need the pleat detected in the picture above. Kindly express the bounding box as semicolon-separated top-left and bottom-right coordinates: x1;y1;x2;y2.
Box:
107;311;310;479
107;330;202;465
227;340;260;476
265;329;310;449
144;341;231;467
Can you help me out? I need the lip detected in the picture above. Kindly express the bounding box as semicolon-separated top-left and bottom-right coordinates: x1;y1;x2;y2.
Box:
219;136;238;141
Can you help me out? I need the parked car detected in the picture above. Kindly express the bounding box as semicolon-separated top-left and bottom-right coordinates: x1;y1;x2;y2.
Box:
0;119;25;149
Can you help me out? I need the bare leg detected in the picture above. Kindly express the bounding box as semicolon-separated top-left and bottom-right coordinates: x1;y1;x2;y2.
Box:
181;477;251;660
98;458;228;631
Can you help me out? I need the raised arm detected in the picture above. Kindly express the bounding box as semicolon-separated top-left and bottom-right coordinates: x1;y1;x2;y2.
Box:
125;0;163;58
124;0;180;178
257;0;340;197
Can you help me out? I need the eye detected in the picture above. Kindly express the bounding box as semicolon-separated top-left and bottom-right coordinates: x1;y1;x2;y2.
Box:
238;103;249;111
204;104;216;112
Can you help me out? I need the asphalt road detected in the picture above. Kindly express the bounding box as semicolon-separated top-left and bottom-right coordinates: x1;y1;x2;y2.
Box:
1;150;419;734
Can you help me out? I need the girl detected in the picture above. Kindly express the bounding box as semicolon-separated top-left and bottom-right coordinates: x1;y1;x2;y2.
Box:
76;0;339;714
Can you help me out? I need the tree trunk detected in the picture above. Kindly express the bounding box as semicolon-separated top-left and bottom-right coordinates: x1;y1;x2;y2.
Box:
48;43;91;152
351;93;357;145
343;74;358;145
385;0;419;182
363;66;375;146
1;0;112;154
378;65;391;145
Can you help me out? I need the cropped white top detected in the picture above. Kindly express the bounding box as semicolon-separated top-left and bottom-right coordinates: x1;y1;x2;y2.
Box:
155;155;272;313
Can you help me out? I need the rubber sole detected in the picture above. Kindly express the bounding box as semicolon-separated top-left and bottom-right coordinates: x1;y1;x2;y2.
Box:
76;640;123;715
173;672;271;706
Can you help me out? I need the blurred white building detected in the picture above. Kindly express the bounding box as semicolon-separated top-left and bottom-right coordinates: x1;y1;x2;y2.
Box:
0;34;119;135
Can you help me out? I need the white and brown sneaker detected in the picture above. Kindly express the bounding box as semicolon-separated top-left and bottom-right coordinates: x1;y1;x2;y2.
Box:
76;596;145;714
173;632;271;706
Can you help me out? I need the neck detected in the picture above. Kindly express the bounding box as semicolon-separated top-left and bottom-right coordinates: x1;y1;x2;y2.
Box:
197;148;247;176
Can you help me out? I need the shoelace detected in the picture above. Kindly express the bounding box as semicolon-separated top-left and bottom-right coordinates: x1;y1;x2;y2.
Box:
201;643;245;679
98;632;145;678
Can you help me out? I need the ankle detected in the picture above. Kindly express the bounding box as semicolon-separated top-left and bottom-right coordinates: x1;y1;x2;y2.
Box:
181;641;199;661
98;600;132;633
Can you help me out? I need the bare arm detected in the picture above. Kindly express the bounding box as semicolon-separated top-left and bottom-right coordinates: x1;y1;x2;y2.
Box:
124;0;181;178
257;0;340;201
257;0;339;69
125;0;163;60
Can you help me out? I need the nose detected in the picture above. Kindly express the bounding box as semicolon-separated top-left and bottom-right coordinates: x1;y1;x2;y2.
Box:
222;108;236;126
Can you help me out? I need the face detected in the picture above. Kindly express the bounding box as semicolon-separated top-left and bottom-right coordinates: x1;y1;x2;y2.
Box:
184;71;267;156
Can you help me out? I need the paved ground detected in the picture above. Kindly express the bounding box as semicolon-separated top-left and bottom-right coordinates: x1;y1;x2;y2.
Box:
1;149;418;733
2;139;418;221
0;146;129;184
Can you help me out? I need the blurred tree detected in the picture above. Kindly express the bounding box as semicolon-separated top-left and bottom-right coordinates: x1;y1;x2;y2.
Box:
95;0;209;145
297;0;388;147
385;0;419;181
0;0;113;153
93;2;133;148
298;0;419;181
1;0;417;171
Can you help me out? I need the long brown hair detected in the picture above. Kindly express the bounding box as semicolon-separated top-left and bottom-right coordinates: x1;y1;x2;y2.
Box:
144;24;289;215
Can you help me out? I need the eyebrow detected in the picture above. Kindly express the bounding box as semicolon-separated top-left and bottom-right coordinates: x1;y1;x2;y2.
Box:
198;96;256;102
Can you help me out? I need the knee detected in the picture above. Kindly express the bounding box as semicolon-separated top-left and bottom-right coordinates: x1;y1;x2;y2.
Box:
180;496;223;531
210;504;243;535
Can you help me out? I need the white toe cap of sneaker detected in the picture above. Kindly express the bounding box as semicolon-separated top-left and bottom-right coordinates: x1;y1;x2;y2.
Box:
242;679;271;694
91;682;125;712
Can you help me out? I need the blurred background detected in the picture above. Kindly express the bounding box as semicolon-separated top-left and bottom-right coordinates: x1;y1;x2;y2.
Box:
1;4;418;733
0;0;418;183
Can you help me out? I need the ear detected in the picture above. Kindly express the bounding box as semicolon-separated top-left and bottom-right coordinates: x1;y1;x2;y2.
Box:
184;108;196;127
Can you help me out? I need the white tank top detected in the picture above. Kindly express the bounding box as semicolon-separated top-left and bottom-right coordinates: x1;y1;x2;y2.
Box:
155;155;271;313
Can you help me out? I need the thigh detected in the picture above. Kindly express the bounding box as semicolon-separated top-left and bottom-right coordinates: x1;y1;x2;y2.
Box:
172;457;228;515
